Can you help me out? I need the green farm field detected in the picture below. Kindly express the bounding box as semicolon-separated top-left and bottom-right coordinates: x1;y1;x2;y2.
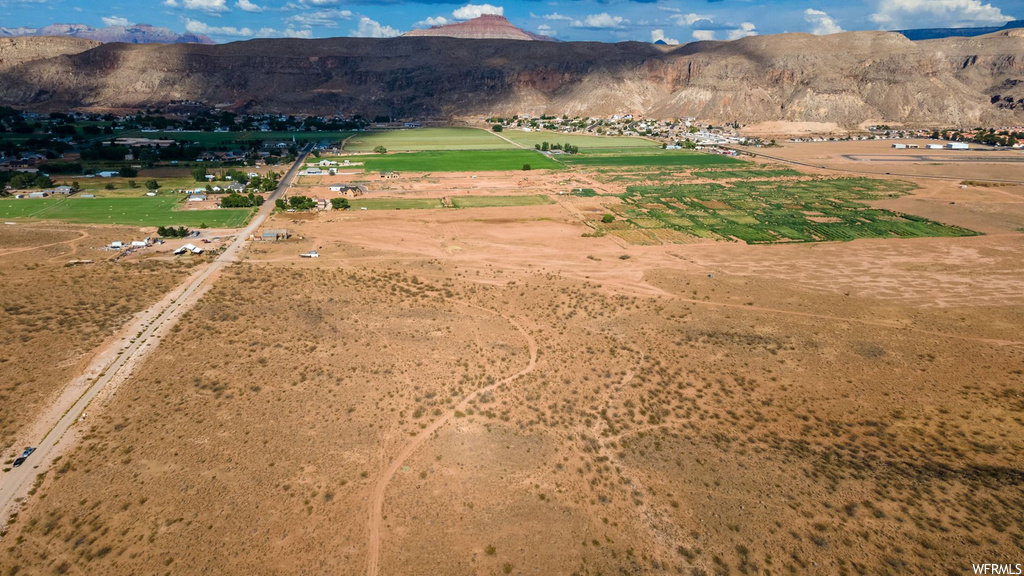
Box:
561;151;747;168
344;128;512;151
349;198;443;210
341;150;561;172
500;130;660;150
117;130;353;146
50;177;203;197
450;195;553;208
0;196;253;227
690;168;804;179
598;178;978;245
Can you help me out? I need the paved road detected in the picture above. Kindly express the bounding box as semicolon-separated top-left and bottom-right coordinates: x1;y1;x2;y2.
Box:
0;146;311;527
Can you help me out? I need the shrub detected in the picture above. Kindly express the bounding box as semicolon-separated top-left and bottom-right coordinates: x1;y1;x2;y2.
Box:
601;214;615;223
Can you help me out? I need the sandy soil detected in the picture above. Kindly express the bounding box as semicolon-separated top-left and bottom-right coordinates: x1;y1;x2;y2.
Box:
0;223;196;453
749;139;1024;183
2;150;1023;575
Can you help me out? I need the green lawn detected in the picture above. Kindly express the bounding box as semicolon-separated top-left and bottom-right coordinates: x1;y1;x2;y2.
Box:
345;150;562;172
500;130;660;150
561;152;747;168
349;198;443;210
450;195;553;208
344;128;513;151
0;196;253;227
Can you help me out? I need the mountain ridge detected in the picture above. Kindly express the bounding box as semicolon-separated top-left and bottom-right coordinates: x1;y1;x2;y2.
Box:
0;23;214;45
0;30;1019;128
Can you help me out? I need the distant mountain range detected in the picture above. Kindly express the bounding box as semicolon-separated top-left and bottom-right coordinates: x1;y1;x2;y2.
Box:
0;23;214;45
403;15;554;41
898;20;1024;41
0;27;1021;129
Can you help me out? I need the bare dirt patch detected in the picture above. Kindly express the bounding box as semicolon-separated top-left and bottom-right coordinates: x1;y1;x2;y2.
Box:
0;223;195;453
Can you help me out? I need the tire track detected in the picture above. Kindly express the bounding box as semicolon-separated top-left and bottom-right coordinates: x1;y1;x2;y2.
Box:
365;302;538;576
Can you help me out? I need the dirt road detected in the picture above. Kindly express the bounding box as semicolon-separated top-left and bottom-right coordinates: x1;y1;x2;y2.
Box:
0;147;311;527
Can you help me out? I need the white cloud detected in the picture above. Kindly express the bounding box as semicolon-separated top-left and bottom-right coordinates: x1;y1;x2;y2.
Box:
727;21;757;40
181;0;228;13
101;15;130;27
692;29;715;41
253;26;313;38
540;12;572;21
650;29;678;44
352;16;400;37
236;0;264;12
536;23;557;36
286;9;352;28
573;12;627;29
414;16;449;28
870;0;1012;29
804;8;844;35
185;18;253;36
671;12;711;26
452;4;503;20
162;0;179;6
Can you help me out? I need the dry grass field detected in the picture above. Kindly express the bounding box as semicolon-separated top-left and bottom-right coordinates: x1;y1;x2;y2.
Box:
0;223;195;456
2;142;1023;576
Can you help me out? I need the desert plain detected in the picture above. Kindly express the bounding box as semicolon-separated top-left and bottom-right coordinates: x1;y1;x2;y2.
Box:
1;137;1023;576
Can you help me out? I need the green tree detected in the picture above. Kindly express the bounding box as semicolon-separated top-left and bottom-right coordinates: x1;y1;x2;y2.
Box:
145;179;160;190
275;198;287;210
491;124;503;132
601;214;615;223
192;167;208;182
522;164;531;171
373;145;388;154
330;197;350;210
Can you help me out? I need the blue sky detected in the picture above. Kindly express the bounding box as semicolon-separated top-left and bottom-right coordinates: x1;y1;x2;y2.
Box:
0;0;1018;43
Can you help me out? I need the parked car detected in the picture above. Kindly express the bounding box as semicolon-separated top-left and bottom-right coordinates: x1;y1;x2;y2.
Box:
20;447;35;458
12;457;26;467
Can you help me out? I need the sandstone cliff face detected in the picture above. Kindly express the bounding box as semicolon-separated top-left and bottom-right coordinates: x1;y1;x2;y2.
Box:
0;31;1020;126
403;15;554;41
0;36;99;71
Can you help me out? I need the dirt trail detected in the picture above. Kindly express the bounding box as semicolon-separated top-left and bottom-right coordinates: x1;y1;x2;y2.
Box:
0;228;89;258
364;302;538;576
484;127;527;150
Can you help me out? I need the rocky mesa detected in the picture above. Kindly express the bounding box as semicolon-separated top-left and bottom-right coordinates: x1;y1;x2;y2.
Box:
0;29;1020;127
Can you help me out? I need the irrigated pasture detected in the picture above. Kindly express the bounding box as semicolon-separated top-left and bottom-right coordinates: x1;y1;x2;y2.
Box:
499;130;660;150
595;178;979;244
0;197;254;228
342;150;562;172
560;151;746;168
344;128;513;151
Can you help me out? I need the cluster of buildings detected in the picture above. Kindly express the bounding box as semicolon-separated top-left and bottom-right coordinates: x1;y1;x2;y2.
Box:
892;142;970;150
